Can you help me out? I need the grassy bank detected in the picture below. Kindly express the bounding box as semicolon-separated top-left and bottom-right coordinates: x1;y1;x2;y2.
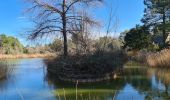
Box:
0;53;56;59
128;49;170;67
146;49;170;67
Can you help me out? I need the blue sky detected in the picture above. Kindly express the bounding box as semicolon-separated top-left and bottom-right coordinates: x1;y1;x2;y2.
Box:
0;0;145;45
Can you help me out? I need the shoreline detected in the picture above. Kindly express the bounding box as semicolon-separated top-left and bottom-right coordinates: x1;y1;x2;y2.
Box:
0;53;56;59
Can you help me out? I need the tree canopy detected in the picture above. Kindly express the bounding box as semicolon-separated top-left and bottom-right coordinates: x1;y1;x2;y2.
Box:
141;0;170;46
0;34;24;54
26;0;103;56
123;25;152;50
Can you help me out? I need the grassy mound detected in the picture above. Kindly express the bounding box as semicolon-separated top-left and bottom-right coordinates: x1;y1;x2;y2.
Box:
45;50;127;82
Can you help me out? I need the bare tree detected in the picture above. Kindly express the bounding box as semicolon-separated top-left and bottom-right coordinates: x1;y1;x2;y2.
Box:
26;0;103;56
99;0;119;53
70;11;98;54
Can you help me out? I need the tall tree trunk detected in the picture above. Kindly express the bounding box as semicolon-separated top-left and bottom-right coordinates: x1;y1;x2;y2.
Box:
162;8;166;47
62;0;68;56
63;20;68;56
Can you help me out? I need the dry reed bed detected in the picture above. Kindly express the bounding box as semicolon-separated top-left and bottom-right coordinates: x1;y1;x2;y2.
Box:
0;53;56;59
146;49;170;67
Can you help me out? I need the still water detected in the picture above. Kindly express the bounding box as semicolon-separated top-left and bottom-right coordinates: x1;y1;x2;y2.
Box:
0;58;170;100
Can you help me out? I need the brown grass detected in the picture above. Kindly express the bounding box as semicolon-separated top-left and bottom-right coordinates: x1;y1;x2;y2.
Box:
146;49;170;67
0;53;56;59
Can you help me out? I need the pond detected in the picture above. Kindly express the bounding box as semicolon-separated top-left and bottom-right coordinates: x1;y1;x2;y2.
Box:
0;58;170;100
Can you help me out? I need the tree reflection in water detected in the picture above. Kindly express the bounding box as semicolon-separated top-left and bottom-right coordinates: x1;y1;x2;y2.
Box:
46;67;170;100
0;60;15;92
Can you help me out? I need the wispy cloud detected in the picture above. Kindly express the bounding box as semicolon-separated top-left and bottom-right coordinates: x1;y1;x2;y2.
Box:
17;16;27;20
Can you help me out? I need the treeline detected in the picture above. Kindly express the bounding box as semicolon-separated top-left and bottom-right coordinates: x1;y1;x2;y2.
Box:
49;37;122;55
120;0;170;51
0;34;53;54
0;34;24;54
0;34;123;55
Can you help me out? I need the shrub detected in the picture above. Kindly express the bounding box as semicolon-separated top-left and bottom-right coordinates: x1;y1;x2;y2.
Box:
45;50;128;82
0;34;24;54
123;25;153;51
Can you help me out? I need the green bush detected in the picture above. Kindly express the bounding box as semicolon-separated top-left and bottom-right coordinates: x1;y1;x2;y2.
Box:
0;34;24;54
124;25;153;51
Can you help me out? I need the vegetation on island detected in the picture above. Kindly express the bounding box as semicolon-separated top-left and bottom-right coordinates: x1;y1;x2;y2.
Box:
24;0;128;82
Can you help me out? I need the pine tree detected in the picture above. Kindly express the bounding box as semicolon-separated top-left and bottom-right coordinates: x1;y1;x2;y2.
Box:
141;0;170;47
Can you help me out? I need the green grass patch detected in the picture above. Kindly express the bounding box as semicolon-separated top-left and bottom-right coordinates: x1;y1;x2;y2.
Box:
53;89;116;96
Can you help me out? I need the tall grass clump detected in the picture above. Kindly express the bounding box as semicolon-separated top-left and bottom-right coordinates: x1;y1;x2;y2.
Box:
128;50;149;65
146;49;170;67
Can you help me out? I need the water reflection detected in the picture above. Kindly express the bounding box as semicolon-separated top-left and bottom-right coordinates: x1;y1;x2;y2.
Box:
0;60;15;91
0;59;170;100
0;58;56;100
46;67;170;100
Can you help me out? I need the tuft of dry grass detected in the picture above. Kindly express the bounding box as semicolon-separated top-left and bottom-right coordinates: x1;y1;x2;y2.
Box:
0;53;56;59
146;49;170;67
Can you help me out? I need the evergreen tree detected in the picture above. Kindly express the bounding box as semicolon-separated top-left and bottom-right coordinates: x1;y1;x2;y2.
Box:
124;25;152;50
0;34;24;54
141;0;170;47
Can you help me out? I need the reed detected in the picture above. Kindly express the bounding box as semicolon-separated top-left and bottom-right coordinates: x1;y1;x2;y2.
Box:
0;53;56;59
146;49;170;67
